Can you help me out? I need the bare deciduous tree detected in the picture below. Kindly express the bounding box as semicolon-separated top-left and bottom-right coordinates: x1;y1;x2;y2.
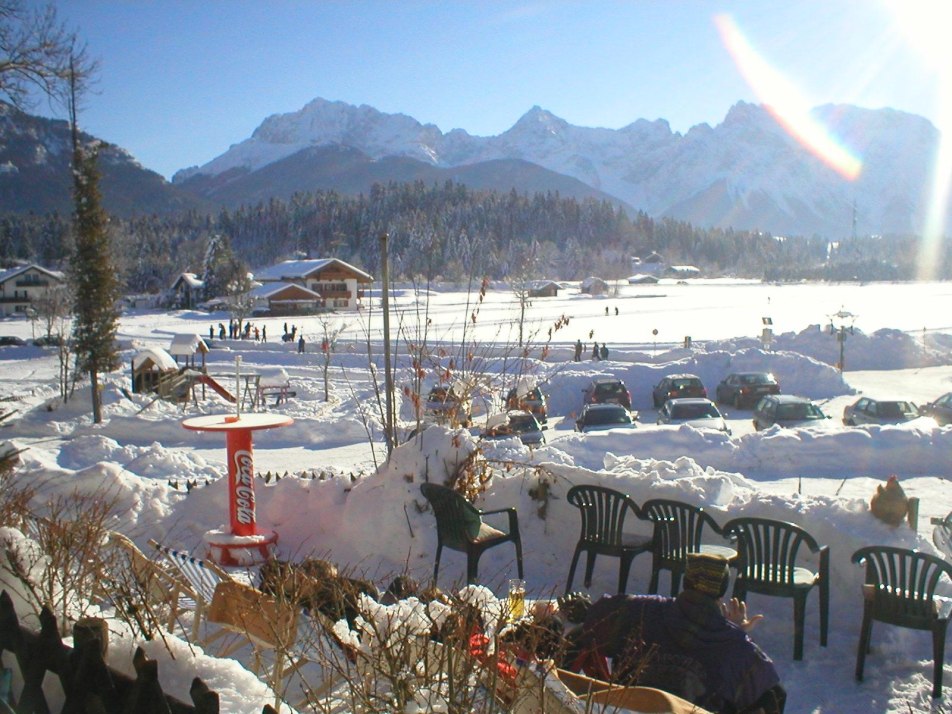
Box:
0;1;97;110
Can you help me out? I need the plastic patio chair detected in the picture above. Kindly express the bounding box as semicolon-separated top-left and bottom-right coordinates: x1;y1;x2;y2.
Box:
641;499;736;596
564;485;654;595
420;482;523;585
852;545;952;698
722;516;829;661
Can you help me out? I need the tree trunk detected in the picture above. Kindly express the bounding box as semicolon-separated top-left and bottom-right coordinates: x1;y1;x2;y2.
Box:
90;369;102;423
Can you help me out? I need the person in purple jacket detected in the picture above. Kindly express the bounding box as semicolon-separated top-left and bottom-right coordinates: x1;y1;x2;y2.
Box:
565;552;784;714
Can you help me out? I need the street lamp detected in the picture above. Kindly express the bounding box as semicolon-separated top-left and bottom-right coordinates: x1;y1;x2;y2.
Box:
828;308;857;372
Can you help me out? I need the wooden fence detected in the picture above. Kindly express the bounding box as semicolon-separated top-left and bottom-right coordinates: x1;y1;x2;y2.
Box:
0;590;278;714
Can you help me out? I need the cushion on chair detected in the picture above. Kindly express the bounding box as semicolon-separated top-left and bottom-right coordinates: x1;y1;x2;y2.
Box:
473;522;506;543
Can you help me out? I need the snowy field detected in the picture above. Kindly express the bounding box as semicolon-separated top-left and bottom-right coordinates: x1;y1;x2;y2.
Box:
1;278;952;713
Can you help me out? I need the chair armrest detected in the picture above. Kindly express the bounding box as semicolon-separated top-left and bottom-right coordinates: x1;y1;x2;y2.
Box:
818;544;830;581
481;507;520;538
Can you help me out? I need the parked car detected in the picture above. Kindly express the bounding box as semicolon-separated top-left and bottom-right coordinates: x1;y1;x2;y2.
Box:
657;398;731;434
505;385;547;423
0;336;26;346
920;393;952;426
482;410;546;446
842;397;920;426
33;335;65;347
752;394;830;430
651;374;707;408
425;385;470;425
715;372;780;408
582;378;632;410
575;403;637;433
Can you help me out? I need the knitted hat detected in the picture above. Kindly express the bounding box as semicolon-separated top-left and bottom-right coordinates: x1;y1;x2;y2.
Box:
684;553;730;598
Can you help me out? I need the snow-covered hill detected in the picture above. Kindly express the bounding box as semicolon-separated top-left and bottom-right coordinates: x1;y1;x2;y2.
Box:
173;97;945;237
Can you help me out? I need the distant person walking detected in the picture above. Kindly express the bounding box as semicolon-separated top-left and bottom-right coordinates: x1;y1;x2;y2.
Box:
254;326;259;341
218;323;226;340
262;325;267;342
298;335;306;354
615;306;619;316
574;339;583;362
592;342;600;360
605;306;609;316
600;343;609;360
209;325;214;341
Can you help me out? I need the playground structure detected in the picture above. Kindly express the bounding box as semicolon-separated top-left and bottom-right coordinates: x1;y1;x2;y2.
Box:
131;339;294;410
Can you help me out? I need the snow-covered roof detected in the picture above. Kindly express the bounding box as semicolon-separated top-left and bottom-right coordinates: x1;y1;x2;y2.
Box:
171;272;204;289
628;273;660;284
669;265;700;273
169;334;208;356
581;276;608;288
249;282;321;299
253;259;372;283
528;280;560;290
0;263;65;285
131;347;177;371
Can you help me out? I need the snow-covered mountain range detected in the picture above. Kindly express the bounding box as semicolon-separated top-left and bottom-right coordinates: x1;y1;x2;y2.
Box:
173;97;945;238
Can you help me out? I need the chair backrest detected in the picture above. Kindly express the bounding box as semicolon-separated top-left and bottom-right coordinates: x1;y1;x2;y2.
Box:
105;531;184;601
852;545;952;624
642;499;722;560
566;485;641;547
208;579;298;649
149;540;227;604
722;517;820;586
420;482;483;550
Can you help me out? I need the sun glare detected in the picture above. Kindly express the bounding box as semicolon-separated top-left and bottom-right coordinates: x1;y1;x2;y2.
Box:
714;13;863;182
883;0;952;279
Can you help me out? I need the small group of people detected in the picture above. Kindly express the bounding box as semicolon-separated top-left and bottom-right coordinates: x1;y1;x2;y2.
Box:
210;321;267;342
573;339;610;362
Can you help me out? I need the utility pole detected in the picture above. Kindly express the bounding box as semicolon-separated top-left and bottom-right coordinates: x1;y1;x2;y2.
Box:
380;232;395;455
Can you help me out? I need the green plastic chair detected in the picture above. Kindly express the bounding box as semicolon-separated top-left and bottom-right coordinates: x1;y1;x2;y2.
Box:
853;545;952;698
420;482;523;585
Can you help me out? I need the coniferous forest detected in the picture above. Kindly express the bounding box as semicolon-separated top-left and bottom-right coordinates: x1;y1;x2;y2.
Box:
0;180;936;293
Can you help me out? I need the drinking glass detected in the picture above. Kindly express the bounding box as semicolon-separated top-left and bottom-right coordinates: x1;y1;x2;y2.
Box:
507;578;526;620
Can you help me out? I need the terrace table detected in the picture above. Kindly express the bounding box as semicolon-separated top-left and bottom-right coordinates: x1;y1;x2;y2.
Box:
182;412;293;566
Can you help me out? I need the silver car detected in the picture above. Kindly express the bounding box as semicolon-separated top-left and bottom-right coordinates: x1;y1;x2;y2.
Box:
657;398;731;434
842;397;919;426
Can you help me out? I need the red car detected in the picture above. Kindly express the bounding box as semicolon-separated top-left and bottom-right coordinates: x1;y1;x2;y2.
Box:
583;378;632;411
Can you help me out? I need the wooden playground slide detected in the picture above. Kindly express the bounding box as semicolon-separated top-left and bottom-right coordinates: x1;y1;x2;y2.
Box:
197;374;236;403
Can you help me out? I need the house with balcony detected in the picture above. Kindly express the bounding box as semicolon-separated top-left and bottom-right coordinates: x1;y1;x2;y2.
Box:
0;264;66;317
252;258;372;312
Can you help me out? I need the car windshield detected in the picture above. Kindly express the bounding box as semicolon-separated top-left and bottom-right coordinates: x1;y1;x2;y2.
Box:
879;401;916;418
672;379;700;389
509;415;538;432
741;374;771;384
585;408;631;425
595;383;626;396
671;403;719;419
776;403;824;420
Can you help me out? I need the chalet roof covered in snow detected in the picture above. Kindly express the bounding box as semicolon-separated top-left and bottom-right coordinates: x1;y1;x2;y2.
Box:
253;259;372;283
0;263;65;285
248;282;322;300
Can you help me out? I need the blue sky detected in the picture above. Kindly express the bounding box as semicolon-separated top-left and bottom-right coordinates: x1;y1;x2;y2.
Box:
34;1;948;180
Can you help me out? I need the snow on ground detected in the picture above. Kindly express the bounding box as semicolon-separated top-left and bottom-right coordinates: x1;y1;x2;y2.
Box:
1;280;951;713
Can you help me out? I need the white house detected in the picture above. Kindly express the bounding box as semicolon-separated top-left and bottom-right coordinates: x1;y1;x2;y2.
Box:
253;259;373;312
0;264;66;318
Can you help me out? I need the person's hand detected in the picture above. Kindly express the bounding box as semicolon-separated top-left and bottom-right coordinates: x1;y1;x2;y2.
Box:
721;597;764;632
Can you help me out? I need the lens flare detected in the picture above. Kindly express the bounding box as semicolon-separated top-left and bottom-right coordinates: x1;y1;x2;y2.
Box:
884;0;952;279
715;13;862;181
